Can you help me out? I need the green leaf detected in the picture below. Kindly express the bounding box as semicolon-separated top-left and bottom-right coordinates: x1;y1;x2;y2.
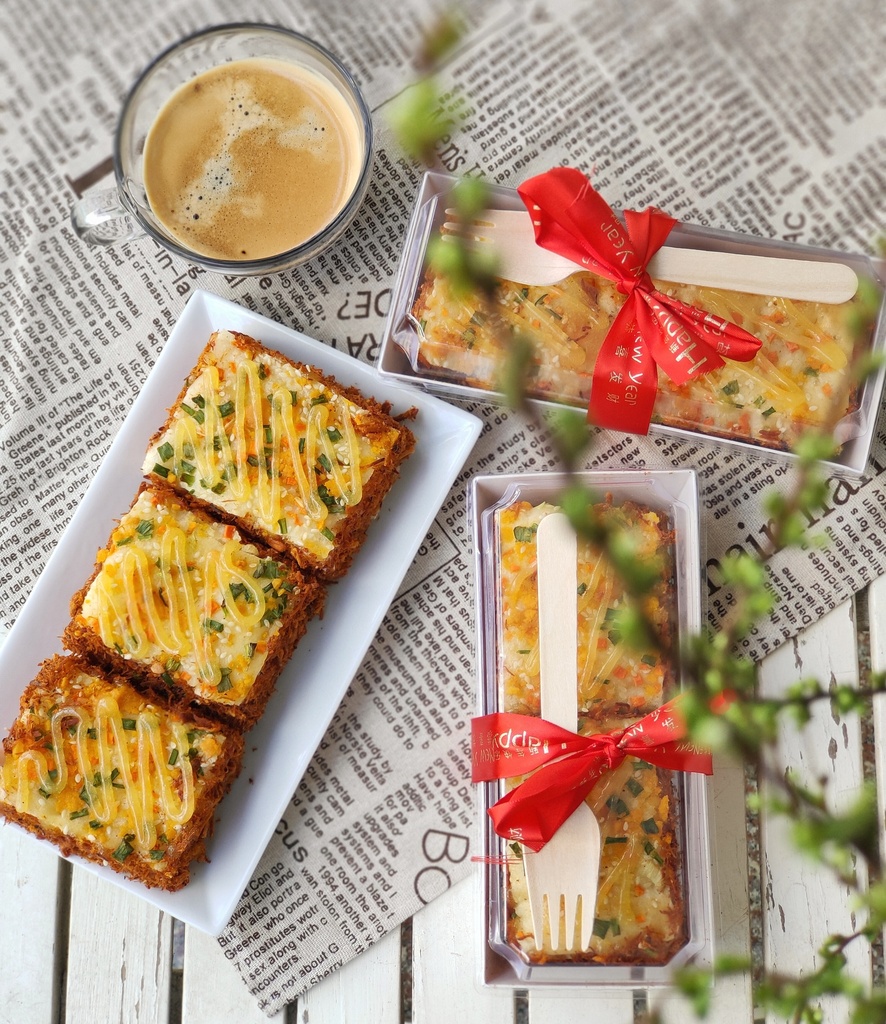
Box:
498;331;536;410
546;407;592;466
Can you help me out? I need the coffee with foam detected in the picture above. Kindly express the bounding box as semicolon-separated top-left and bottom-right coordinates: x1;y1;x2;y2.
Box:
143;57;363;261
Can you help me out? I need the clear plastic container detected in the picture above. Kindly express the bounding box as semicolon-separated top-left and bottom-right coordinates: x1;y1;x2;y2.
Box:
379;171;886;475
471;469;712;987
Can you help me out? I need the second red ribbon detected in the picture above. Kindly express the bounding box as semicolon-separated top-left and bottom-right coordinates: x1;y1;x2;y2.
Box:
471;698;713;852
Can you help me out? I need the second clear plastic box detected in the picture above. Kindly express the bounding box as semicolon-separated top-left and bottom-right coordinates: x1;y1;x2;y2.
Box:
471;469;712;987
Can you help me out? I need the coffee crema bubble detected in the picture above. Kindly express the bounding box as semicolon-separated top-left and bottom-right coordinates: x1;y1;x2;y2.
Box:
142;57;363;261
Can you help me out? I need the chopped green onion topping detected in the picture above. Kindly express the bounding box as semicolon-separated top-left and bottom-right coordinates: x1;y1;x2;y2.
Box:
278;517;288;534
641;654;657;666
606;796;629;816
513;524;537;543
113;838;135;862
318;484;343;511
192;394;205;409
298;437;306;454
644;840;664;864
721;380;740;396
152;463;170;478
310;394;329;406
116;535;134;547
218;669;234;693
257;363;269;379
321;527;335;542
89;819;101;829
150;849;165;861
246;454;259;467
327;426;342;442
627;777;644;796
605;835;629;845
246;643;257;659
204;618;225;633
218;400;235;417
317;453;332;473
762;406;776;418
593;917;620;938
181;402;205;424
86;727;98;740
168;749;179;767
135;520;154;537
577;582;588;596
70;808;89;820
641;818;659;834
121;718;137;731
157;442;174;461
253;560;281;579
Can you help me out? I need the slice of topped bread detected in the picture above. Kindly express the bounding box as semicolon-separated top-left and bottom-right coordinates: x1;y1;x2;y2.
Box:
0;654;245;891
142;330;416;579
495;497;685;964
64;484;325;729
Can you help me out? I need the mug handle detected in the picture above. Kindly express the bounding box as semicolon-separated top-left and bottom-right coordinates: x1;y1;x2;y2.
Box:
70;187;146;246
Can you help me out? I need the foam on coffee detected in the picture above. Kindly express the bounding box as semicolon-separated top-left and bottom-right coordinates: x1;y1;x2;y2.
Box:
143;57;363;261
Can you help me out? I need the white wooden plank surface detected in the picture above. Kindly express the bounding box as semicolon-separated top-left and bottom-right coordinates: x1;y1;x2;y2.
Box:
412;877;514;1024
0;825;63;1024
182;926;287;1024
867;576;886;967
299;926;402;1024
648;760;754;1023
64;868;173;1024
527;990;634;1022
757;599;869;1023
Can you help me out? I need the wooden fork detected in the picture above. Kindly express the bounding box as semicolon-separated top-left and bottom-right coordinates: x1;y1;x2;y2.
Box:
522;512;600;952
442;207;858;303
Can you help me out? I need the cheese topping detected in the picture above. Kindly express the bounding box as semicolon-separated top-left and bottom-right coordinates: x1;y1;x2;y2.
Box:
0;670;226;867
80;488;293;705
143;331;400;560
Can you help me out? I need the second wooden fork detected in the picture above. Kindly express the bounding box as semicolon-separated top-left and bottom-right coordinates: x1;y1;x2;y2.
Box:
522;512;600;952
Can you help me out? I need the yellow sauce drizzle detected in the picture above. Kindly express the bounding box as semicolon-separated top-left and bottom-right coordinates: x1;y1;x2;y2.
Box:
10;694;196;852
167;355;365;527
92;528;267;687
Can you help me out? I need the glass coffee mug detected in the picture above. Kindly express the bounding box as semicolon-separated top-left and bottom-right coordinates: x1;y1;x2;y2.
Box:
71;23;373;275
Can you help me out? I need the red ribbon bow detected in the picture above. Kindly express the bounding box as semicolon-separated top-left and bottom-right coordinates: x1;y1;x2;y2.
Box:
516;167;763;434
471;698;712;852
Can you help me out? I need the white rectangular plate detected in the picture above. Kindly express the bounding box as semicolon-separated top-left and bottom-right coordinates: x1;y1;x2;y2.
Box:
0;289;482;934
